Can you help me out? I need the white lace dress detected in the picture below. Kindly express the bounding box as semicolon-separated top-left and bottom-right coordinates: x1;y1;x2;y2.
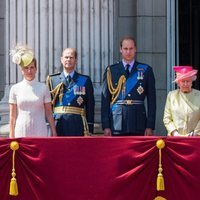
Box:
9;78;51;137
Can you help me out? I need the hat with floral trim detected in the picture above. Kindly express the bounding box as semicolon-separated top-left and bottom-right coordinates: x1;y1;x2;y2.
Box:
173;66;198;83
10;44;34;67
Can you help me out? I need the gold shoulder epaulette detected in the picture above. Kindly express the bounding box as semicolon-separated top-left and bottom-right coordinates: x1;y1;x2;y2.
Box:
48;72;61;77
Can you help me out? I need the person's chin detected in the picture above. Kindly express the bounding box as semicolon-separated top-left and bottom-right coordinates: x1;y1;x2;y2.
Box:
25;77;34;81
182;89;191;93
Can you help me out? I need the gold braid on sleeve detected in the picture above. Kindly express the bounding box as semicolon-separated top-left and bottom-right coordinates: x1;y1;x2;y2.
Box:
106;66;126;104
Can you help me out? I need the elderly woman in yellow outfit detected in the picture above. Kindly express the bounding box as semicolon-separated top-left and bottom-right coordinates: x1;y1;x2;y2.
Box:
163;66;200;136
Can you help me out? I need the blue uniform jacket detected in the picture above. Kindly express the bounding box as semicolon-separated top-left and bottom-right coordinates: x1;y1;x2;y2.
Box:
101;61;156;135
47;71;95;135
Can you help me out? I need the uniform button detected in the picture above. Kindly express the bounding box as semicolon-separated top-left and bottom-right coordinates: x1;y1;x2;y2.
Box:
128;94;131;96
68;103;71;106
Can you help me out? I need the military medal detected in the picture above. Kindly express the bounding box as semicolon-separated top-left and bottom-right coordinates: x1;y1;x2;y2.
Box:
73;86;86;95
80;86;86;95
73;85;79;95
73;85;85;105
137;68;144;80
77;96;84;105
137;84;144;95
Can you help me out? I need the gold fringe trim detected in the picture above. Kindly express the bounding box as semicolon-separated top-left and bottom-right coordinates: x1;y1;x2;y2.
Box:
9;141;19;196
156;139;165;191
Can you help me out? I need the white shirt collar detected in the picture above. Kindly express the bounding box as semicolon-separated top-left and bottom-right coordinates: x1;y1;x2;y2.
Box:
63;70;75;78
122;59;135;69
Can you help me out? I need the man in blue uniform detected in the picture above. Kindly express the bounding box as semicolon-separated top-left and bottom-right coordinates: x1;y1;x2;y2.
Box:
101;36;156;136
47;48;95;136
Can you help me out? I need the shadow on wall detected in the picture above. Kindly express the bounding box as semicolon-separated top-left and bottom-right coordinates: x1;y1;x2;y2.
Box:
0;93;4;101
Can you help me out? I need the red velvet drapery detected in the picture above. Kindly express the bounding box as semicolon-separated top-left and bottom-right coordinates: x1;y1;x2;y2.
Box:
0;137;200;200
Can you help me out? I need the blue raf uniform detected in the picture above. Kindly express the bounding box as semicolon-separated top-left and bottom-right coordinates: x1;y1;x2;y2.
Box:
101;61;156;136
47;71;95;136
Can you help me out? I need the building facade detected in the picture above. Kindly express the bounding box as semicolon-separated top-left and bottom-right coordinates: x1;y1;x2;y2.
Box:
0;0;199;136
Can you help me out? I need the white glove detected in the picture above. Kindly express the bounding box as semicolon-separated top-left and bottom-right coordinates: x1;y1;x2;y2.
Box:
188;131;197;136
172;130;181;136
188;131;194;136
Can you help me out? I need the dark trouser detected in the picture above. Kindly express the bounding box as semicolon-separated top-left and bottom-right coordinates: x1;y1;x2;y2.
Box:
56;115;84;136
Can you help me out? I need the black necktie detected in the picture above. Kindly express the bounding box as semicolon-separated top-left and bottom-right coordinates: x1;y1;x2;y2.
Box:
126;64;130;76
66;75;71;84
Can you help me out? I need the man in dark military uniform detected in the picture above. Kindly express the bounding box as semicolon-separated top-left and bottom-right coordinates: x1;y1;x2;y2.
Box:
47;48;95;136
101;36;156;136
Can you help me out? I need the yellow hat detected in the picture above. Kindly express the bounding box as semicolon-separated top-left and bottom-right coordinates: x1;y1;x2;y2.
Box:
10;44;34;67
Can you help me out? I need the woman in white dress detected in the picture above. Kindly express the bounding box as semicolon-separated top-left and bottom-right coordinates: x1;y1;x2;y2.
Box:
163;66;200;136
9;44;57;138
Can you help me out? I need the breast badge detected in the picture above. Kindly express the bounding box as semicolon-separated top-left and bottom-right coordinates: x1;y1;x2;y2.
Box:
137;84;144;95
77;96;84;106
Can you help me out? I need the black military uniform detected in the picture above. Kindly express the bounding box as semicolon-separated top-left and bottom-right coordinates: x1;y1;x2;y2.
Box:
101;61;156;136
47;71;95;136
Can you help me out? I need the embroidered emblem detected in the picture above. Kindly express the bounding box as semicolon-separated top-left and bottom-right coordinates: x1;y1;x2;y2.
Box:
77;96;84;105
137;85;144;95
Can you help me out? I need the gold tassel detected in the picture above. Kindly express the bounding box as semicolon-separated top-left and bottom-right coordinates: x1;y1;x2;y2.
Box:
156;139;165;191
157;173;165;191
9;141;19;196
10;176;18;196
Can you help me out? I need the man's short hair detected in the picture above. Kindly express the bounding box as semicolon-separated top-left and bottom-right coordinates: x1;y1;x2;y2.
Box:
120;36;136;47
